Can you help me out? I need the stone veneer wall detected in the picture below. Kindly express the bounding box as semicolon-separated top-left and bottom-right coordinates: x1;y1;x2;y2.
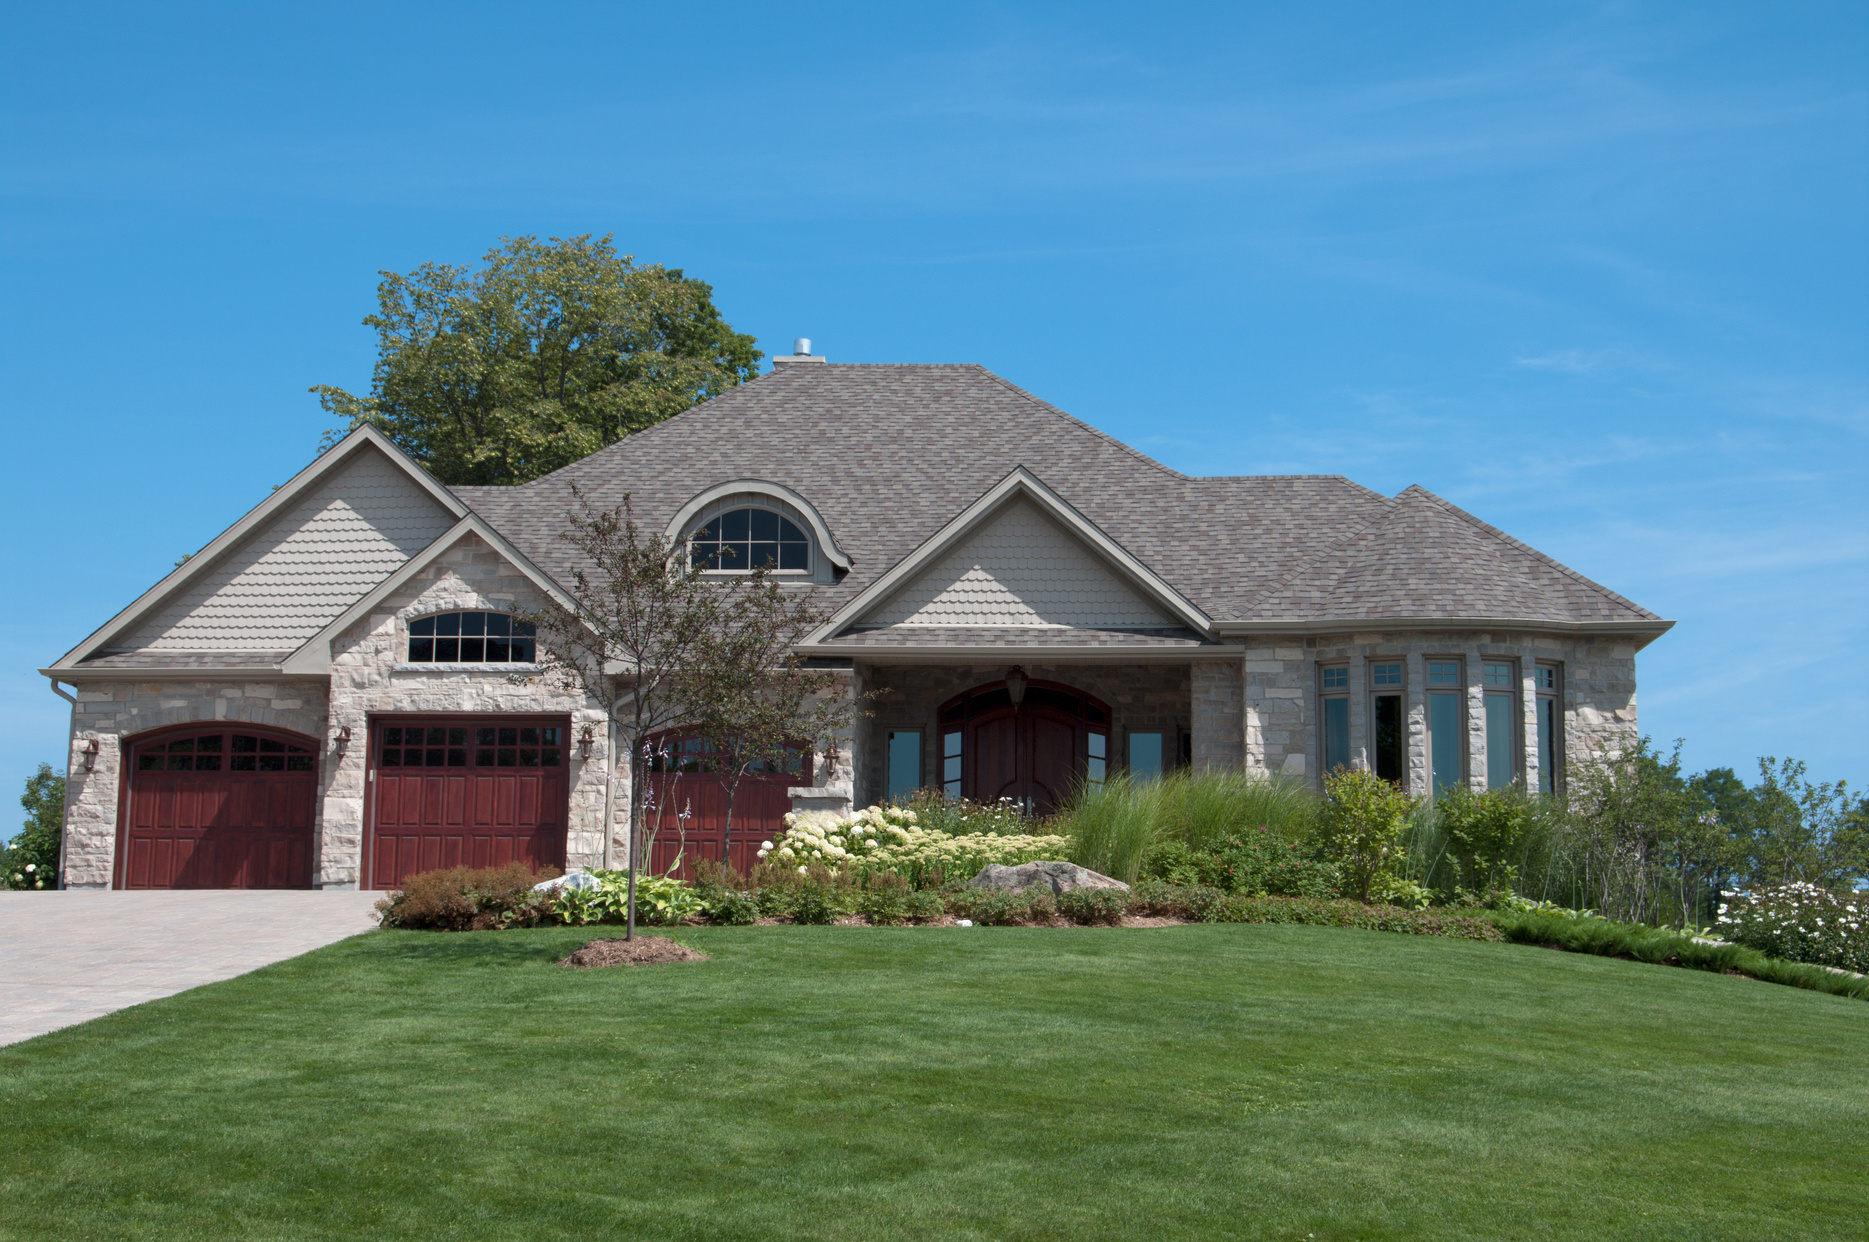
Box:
58;680;332;888
321;532;614;888
855;662;1195;807
1241;630;1640;794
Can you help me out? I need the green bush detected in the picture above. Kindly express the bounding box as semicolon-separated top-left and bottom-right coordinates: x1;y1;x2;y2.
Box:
1056;887;1128;926
903;890;945;922
4;764;64;891
1154;769;1319;849
1126;879;1222;921
1317;769;1417;903
375;862;562;931
1210;894;1502;940
894;788;1034;836
554;870;703;927
703;887;761;925
1143;830;1341;898
855;872;911;925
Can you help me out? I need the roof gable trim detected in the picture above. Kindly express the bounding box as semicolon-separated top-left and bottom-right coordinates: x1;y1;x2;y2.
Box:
51;425;467;670
804;467;1214;644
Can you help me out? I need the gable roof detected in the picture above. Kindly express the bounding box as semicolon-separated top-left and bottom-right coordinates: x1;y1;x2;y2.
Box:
454;363;1665;639
50;425;466;672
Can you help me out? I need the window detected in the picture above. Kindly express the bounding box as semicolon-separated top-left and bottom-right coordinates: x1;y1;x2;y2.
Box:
1482;661;1517;789
407;612;536;663
1320;664;1350;775
887;730;922;801
1427;659;1464;794
379;725;563;769
1128;731;1164;780
942;729;963;796
1535;662;1563;794
1370;663;1405;784
136;732;314;773
689;507;809;572
1088;732;1108;788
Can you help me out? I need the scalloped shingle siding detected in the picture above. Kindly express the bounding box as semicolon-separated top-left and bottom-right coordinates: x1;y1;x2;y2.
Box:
125;449;456;650
864;499;1168;627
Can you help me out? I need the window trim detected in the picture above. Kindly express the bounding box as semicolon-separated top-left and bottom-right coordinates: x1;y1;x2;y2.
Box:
1480;658;1520;790
1534;661;1564;795
685;504;814;576
404;610;537;665
1319;662;1351;779
1424;655;1466;795
1368;659;1406;786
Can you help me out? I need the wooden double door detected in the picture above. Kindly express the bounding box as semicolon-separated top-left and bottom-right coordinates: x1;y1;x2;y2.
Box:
120;727;318;889
943;680;1110;817
368;717;569;889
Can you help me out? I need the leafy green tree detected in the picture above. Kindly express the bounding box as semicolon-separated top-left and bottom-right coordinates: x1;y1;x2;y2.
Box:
4;763;64;890
1558;738;1698;923
1738;757;1866;890
1433;785;1533;897
1318;769;1417;903
314;235;761;485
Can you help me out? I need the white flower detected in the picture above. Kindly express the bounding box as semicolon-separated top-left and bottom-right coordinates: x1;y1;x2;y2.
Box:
762;840;774;850
798;865;808;875
23;864;34;873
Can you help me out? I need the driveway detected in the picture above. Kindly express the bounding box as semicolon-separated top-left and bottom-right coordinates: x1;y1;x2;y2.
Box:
0;889;383;1046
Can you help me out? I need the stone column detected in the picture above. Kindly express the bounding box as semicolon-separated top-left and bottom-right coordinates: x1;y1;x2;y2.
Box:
1191;660;1244;772
1520;661;1542;793
1465;644;1487;791
1405;652;1428;797
1348;652;1368;771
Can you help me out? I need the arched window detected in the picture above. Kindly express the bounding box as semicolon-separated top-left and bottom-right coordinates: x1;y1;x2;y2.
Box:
407;612;536;663
688;507;810;572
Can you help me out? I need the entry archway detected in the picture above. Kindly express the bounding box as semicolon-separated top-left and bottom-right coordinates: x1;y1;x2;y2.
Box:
938;679;1110;816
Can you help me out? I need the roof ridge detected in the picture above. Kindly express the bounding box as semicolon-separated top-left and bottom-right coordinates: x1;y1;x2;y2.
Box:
1397;486;1661;621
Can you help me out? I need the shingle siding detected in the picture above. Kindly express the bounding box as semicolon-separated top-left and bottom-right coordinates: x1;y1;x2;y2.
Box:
123;448;457;651
863;499;1169;628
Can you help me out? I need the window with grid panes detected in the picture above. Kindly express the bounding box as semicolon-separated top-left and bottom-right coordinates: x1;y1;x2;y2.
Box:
1320;664;1350;776
1481;661;1518;789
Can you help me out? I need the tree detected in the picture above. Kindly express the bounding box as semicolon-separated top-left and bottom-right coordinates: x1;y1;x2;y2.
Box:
686;575;874;867
528;488;733;939
314;235;761;484
1739;757;1866;890
4;764;64;890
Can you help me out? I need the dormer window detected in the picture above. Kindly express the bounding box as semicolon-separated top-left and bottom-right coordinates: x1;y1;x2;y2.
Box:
689;507;810;572
407;612;536;663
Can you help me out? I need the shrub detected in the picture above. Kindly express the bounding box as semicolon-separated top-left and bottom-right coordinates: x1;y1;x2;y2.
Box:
1432;785;1535;894
903;890;945;922
1210;894;1501;941
1715;883;1869;973
554;870;704;926
1143;829;1341;898
856;871;911;925
703;887;761;925
786;864;846;924
1317;769;1417;903
4;764;64;891
1127;879;1222;921
1064;771;1160;883
1056;887;1128;926
894;788;1034;836
376;861;563;931
760;805;1071;890
1154;769;1319;849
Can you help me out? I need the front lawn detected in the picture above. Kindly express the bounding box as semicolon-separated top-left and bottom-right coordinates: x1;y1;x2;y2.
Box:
2;925;1863;1241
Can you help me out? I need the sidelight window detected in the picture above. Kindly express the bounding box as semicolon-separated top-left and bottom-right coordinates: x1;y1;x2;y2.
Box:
407;612;536;663
887;730;922;801
941;729;963;796
1534;663;1563;794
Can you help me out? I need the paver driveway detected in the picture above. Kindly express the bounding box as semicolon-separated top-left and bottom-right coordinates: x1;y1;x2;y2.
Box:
0;890;382;1046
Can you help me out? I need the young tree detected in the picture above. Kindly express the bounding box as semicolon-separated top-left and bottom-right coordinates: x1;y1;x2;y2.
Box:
1318;768;1418;904
314;234;761;484
686;574;873;867
4;764;65;891
528;488;737;940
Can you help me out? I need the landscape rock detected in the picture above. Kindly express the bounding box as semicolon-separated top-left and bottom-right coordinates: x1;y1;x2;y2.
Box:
970;861;1129;894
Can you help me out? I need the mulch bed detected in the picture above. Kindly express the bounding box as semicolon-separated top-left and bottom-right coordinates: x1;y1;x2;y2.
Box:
557;936;710;968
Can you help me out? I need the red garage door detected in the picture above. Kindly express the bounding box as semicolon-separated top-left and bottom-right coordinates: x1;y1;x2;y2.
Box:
121;728;318;889
369;718;569;889
643;733;808;880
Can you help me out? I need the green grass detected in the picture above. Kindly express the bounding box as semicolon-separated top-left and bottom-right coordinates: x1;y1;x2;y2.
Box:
3;926;1865;1242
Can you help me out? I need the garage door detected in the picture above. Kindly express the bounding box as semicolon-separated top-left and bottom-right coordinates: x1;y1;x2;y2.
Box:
122;728;318;889
369;719;569;889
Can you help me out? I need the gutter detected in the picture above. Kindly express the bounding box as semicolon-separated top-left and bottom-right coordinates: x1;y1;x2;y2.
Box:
1210;617;1676;650
37;666;299;682
800;644;1248;664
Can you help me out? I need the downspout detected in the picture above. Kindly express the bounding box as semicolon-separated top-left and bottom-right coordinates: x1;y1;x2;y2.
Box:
46;677;78;891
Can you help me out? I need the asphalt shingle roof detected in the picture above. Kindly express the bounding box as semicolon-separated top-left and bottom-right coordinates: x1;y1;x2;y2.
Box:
454;364;1660;633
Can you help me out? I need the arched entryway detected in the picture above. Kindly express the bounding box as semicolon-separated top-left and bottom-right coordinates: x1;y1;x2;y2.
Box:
642;734;811;879
939;679;1110;816
118;724;320;889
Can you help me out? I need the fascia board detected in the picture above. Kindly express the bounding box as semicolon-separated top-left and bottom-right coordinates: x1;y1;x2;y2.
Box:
1213;617;1677;648
50;426;467;670
802;467;1213;645
662;479;852;571
801;644;1246;664
39;665;296;681
280;514;576;675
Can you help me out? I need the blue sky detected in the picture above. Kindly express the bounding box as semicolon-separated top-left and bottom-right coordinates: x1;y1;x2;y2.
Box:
2;2;1864;808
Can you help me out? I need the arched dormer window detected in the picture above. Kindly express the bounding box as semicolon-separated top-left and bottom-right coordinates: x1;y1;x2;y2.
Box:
408;612;536;663
688;507;811;573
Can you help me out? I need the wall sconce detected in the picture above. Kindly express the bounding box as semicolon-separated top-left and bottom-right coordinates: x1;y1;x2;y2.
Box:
81;738;99;773
578;726;595;760
1005;666;1028;709
334;725;352;756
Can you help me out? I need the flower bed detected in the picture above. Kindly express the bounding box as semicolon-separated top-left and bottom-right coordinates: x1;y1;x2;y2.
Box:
757;805;1072;889
1714;883;1869;973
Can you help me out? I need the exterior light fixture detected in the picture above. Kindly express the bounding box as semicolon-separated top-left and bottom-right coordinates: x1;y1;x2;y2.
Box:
334;725;352;755
1005;666;1028;709
81;738;99;773
579;726;596;760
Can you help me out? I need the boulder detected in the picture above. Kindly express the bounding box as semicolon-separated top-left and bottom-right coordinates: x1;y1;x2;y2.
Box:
969;860;1129;894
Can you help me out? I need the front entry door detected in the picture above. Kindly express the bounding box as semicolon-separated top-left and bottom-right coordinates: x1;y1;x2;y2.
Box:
942;680;1110;817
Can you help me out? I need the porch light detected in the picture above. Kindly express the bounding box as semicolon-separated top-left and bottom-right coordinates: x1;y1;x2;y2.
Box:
81;738;99;773
579;726;596;759
334;725;351;755
1005;666;1028;709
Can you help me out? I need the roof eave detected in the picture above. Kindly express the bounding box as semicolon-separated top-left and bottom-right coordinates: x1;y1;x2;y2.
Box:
802;643;1246;664
1212;617;1677;650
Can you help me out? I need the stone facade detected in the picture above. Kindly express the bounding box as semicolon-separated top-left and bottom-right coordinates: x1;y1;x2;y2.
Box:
1240;630;1639;794
59;679;331;888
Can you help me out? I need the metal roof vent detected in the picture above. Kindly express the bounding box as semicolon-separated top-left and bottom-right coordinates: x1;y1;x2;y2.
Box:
773;337;825;366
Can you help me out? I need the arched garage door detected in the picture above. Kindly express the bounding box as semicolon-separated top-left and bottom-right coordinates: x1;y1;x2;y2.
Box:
120;727;319;889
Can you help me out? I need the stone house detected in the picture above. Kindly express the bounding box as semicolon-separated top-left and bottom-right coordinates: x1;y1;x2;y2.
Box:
41;349;1672;889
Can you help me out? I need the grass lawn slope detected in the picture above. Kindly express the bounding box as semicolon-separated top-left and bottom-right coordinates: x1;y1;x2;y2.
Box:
2;925;1863;1241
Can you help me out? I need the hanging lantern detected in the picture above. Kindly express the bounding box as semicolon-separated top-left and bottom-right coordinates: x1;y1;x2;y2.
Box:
1005;666;1028;709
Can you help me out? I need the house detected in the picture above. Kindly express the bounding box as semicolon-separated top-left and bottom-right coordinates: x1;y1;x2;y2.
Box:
41;348;1672;890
